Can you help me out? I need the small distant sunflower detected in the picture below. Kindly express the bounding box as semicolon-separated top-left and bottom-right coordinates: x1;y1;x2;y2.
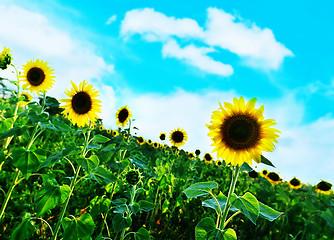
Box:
60;81;102;128
106;129;111;134
99;125;104;131
116;106;132;127
159;133;166;141
195;149;201;156
169;128;187;147
123;133;128;139
188;152;195;159
137;136;145;145
248;170;258;179
315;180;333;195
267;172;281;185
147;139;153;145
20;59;55;93
18;92;33;107
261;169;269;177
112;130;119;137
289;177;302;189
153;142;159;148
207;97;280;166
203;153;213;163
0;47;12;70
216;160;222;166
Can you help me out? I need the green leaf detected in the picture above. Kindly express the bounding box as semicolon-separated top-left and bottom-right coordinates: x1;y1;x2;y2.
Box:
222;228;237;240
259;202;283;222
38;151;62;169
113;203;128;214
134;227;150;240
261;155;275;168
89;166;117;185
77;155;99;173
90;196;112;218
112;213;132;233
195;217;220;240
162;199;170;213
34;185;62;217
240;162;253;172
52;117;72;132
94;134;111;143
60;184;71;204
202;192;239;216
138;200;155;212
129;202;140;215
231;192;259;225
62;213;95;240
12;147;46;177
183;181;218;198
0;126;27;140
62;143;82;156
10;217;35;240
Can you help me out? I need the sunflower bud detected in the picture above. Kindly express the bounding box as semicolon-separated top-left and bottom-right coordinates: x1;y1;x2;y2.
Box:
0;47;12;70
126;170;140;185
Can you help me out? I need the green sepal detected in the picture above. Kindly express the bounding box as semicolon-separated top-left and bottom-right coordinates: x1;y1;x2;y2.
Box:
261;155;275;167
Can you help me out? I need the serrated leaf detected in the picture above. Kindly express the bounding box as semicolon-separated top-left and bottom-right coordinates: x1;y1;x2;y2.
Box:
261;155;275;167
134;227;150;240
89;166;117;185
94;134;111;143
10;217;35;240
231;192;259;225
62;213;95;240
259;202;283;222
183;181;218;198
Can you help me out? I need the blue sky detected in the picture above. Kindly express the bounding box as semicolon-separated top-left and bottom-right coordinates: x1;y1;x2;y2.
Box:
1;0;334;185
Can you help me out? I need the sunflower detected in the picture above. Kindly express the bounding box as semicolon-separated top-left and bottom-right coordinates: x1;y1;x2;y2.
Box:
99;125;104;131
315;180;333;195
267;172;281;185
169;128;187;147
106;129;111;134
207;97;280;166
20;59;55;93
116;106;132;127
188;152;195;159
112;130;119;137
261;169;269;177
159;133;166;141
153;142;159;148
147;139;153;145
203;153;213;163
90;124;96;130
289;177;302;189
216;160;222;166
248;170;258;179
60;81;101;128
0;47;12;70
18;92;33;107
195;149;201;156
137;136;145;145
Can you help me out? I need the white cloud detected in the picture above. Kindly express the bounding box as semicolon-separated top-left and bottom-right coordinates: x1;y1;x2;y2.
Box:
162;40;233;77
0;4;115;99
121;8;204;41
106;15;117;25
204;8;293;69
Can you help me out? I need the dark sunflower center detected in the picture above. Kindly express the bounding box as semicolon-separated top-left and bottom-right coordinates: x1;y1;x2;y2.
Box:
118;109;129;123
138;137;144;143
290;178;300;186
160;134;166;141
195;149;201;155
268;172;279;181
262;170;268;175
71;91;92;115
172;131;184;143
317;181;332;191
27;67;45;86
248;170;258;178
204;154;212;161
221;114;260;150
217;161;222;166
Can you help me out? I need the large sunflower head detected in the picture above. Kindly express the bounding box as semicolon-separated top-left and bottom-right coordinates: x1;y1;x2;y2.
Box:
315;180;333;195
207;97;280;166
289;177;302;189
0;47;12;70
60;80;101;128
20;59;55;93
169;128;187;147
116;106;132;127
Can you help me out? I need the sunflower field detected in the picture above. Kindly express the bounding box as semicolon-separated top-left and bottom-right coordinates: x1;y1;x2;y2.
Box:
0;48;334;240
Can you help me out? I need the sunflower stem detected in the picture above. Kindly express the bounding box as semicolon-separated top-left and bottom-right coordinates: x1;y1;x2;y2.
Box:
219;165;240;230
0;169;20;220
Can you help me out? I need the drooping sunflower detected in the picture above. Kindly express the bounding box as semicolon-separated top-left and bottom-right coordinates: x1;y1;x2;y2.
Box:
18;92;33;107
169;128;187;147
315;180;333;195
267;172;281;185
207;97;280;166
20;59;55;93
289;177;302;189
137;136;145;145
60;80;101;128
0;47;12;70
203;153;213;163
248;170;258;179
159;133;166;141
116;106;132;127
